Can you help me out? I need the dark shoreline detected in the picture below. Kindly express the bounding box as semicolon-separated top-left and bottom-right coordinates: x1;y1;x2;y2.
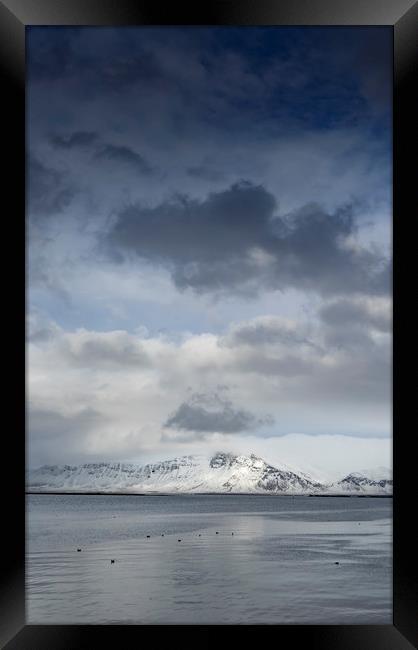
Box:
26;491;392;498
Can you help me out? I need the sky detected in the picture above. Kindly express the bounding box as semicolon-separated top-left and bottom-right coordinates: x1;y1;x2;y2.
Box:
27;27;392;480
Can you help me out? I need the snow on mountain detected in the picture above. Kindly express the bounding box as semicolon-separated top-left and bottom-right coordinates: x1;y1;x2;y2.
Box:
26;452;392;495
207;452;323;493
330;472;393;495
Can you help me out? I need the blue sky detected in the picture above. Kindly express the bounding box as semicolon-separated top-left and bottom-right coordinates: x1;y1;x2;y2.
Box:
27;27;392;477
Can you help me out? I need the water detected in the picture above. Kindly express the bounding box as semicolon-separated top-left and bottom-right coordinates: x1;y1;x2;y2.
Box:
26;494;392;624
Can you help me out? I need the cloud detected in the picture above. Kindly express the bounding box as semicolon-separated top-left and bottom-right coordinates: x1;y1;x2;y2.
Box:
27;27;391;133
27;401;155;468
187;165;226;182
27;405;105;466
94;144;154;175
318;296;391;350
58;329;150;369
28;30;165;93
223;315;318;349
27;309;61;343
27;309;391;467
105;181;390;297
29;405;103;440
30;308;390;401
28;156;75;218
164;392;274;437
26;27;392;471
49;129;154;176
319;296;391;333
49;131;99;149
220;316;322;377
218;308;390;400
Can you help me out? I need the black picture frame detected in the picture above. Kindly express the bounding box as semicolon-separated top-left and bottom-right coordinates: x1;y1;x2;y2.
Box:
2;1;416;648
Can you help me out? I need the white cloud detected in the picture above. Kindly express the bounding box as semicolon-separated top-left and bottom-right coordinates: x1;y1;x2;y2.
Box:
28;306;391;469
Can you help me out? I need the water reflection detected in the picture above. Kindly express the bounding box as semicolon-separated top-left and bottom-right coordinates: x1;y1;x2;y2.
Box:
27;495;392;624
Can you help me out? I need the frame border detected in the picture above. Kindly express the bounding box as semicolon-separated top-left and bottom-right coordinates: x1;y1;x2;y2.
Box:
1;1;417;647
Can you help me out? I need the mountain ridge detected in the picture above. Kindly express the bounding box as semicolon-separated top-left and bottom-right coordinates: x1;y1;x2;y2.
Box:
27;452;392;495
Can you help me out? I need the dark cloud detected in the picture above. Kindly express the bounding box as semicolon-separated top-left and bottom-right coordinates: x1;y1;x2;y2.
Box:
319;297;391;350
27;29;173;111
187;165;226;182
94;144;154;175
164;392;274;436
224;318;318;349
28;156;75;218
320;298;391;332
105;179;271;257
105;181;391;297
50;131;99;149
48;131;155;176
27;28;391;134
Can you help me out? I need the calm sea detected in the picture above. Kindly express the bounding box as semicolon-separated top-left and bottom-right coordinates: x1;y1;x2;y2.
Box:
26;494;392;624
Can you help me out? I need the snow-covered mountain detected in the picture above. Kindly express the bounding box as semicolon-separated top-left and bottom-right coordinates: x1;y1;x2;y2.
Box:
26;452;392;495
330;472;393;495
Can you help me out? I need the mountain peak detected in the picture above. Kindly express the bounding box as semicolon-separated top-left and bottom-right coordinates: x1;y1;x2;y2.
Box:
27;452;392;495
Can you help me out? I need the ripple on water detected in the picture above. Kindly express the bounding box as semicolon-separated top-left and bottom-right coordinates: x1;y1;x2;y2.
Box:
27;495;392;624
